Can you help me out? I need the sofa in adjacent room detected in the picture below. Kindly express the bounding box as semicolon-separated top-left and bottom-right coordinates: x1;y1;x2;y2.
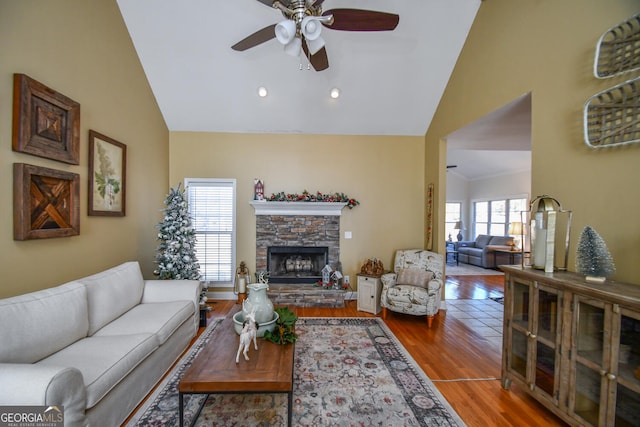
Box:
0;261;201;427
454;234;515;268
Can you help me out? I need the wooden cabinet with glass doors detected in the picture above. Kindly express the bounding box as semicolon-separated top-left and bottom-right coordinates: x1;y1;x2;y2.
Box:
501;266;640;427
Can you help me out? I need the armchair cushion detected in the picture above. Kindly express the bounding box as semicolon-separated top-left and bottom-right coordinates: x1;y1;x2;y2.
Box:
396;269;434;289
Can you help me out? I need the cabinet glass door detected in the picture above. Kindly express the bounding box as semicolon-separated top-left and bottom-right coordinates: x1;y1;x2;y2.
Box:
573;298;606;426
512;281;530;328
614;309;640;426
509;280;531;379
533;287;559;397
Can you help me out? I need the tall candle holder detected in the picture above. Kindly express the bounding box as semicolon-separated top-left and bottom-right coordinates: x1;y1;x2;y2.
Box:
522;195;572;273
235;261;251;304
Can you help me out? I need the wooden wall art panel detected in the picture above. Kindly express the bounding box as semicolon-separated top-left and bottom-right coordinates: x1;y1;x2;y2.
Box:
12;74;80;164
13;163;80;240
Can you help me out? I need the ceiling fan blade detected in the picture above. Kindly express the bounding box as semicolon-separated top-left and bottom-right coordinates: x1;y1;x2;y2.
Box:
312;0;326;7
231;24;276;51
323;9;399;31
302;40;329;71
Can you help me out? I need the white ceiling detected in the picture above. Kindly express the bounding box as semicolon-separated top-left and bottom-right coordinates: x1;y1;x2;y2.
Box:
116;0;481;136
116;0;529;181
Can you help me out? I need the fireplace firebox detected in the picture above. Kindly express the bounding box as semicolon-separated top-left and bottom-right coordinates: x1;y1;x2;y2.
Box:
267;246;329;283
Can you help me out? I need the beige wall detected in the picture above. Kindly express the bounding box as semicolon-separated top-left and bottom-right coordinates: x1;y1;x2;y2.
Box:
0;0;169;297
427;0;640;283
170;132;425;287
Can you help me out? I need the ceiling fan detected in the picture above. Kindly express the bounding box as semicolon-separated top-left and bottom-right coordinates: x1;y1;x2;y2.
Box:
231;0;400;71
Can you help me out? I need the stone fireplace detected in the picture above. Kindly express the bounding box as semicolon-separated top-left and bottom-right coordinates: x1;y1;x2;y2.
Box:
251;201;346;285
250;201;347;306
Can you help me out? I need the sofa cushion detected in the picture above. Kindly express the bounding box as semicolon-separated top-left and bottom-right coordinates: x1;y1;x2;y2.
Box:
474;235;493;248
37;333;157;409
78;262;145;335
93;301;193;345
0;282;88;363
396;269;434;289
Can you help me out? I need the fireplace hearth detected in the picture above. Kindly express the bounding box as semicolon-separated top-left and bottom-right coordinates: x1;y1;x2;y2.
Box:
267;246;328;284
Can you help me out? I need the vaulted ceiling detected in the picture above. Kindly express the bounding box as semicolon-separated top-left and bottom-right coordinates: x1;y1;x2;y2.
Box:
116;0;481;136
117;0;530;180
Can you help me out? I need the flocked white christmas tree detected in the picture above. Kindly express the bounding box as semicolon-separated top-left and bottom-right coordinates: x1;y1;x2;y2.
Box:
154;184;201;281
575;225;615;282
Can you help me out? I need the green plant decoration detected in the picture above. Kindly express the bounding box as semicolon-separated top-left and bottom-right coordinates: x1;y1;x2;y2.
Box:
264;307;298;345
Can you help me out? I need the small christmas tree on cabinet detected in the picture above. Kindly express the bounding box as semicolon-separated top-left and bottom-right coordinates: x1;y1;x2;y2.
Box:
154;184;201;282
575;226;616;283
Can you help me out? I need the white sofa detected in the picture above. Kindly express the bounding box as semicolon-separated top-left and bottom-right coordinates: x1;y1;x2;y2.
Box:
0;261;201;426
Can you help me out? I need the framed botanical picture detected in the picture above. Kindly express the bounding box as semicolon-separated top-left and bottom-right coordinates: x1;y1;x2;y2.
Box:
88;130;126;216
12;74;80;164
14;163;80;240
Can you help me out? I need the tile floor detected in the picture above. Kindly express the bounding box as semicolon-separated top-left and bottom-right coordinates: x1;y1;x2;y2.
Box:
445;298;504;351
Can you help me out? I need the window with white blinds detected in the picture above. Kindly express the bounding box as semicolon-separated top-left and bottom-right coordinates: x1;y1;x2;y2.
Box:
184;178;236;284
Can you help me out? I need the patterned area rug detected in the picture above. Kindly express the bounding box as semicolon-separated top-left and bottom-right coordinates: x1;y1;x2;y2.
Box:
126;318;465;427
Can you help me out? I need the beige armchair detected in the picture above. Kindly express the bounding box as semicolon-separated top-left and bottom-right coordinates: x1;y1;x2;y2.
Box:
380;249;443;328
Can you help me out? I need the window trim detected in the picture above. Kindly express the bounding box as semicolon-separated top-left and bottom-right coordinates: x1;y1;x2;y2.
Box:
184;177;237;286
472;194;528;239
445;201;463;241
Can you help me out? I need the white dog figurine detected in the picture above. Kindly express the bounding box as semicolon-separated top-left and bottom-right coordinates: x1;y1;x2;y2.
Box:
236;310;259;363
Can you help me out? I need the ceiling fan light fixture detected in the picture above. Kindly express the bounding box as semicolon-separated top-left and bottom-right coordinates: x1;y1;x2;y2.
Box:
330;88;340;99
257;86;268;97
275;19;296;45
283;36;302;56
301;16;322;40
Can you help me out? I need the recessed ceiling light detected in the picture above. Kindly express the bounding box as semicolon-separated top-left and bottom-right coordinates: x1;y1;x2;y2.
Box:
257;87;268;97
330;88;340;99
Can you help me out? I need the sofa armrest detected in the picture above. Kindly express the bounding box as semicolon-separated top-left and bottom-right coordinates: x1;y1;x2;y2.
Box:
483;245;514;254
143;280;202;333
142;280;201;309
0;364;86;425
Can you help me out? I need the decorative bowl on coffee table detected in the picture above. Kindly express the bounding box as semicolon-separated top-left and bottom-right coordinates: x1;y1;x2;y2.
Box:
232;311;278;337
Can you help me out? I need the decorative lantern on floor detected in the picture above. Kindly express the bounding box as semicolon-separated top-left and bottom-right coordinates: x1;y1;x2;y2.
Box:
235;261;252;304
524;195;572;273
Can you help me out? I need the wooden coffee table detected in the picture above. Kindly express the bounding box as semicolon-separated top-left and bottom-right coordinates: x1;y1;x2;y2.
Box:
178;312;295;426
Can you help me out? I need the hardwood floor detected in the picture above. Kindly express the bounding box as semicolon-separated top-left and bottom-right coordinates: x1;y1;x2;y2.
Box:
203;275;566;426
125;274;568;426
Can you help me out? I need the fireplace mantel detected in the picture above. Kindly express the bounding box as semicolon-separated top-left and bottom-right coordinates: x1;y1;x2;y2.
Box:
249;201;347;216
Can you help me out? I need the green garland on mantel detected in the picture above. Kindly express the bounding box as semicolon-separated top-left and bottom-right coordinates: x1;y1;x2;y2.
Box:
267;190;359;209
